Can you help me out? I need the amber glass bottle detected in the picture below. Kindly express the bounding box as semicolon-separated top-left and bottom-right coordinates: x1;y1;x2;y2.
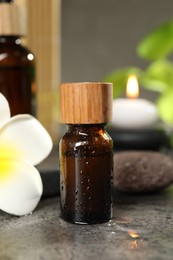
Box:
0;1;36;116
59;82;113;224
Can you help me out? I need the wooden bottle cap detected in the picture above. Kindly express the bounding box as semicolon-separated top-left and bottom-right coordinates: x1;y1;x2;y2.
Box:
59;82;113;124
0;3;26;35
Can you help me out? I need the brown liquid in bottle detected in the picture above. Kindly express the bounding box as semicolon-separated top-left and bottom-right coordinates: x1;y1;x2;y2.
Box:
0;36;36;116
60;124;113;224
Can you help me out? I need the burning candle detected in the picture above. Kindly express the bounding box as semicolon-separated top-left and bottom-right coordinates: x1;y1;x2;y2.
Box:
112;75;158;129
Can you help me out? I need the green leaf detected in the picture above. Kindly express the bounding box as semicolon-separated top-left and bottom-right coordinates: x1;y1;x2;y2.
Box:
140;60;173;92
102;67;142;98
137;20;173;60
157;89;173;124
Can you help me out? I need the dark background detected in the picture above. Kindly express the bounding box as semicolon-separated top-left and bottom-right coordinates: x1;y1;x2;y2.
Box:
61;0;173;99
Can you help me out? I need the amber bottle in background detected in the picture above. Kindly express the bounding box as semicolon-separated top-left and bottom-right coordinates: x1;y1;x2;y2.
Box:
0;0;36;116
59;82;113;224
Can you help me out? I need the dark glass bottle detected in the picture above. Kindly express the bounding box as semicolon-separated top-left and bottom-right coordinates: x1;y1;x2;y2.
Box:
0;36;36;116
60;124;113;224
0;0;36;116
59;82;113;224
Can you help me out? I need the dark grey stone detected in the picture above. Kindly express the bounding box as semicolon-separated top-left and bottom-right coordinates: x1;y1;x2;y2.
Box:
114;151;173;193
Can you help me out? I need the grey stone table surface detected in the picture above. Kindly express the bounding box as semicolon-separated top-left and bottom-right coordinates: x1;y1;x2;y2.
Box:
1;188;173;260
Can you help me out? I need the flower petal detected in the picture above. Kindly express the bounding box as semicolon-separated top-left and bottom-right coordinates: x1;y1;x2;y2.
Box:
0;93;10;128
0;115;53;165
0;158;43;216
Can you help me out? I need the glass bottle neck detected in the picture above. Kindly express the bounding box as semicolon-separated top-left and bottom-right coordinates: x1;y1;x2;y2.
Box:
67;124;106;134
0;36;21;45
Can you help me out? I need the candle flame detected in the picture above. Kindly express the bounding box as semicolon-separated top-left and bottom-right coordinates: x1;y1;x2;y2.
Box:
126;74;139;99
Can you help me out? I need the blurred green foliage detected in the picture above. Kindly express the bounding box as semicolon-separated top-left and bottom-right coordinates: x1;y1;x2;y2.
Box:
103;20;173;125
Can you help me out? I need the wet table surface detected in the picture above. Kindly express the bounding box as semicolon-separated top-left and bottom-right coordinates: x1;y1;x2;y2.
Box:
1;188;173;260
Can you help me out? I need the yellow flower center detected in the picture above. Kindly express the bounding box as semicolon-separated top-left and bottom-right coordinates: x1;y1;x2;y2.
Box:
0;142;21;180
0;159;14;176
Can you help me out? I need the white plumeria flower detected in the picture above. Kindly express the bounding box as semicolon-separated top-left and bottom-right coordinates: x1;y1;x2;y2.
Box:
0;93;53;216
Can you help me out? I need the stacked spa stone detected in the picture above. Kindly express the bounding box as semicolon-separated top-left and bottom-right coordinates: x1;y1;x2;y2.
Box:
114;151;173;193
